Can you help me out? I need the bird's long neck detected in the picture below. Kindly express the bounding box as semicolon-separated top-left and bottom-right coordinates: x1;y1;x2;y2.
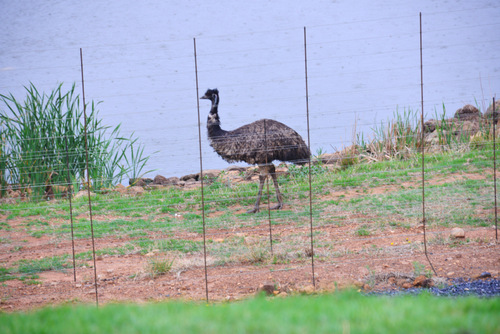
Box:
207;96;226;138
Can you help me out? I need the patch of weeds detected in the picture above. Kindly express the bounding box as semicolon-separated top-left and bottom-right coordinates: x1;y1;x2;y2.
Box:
11;246;23;252
349;198;363;205
412;261;433;278
449;238;469;248
271;253;290;264
332;247;353;257
365;265;377;288
0;267;16;282
428;234;449;246
324;199;341;206
183;213;202;220
145;255;174;279
160;206;176;213
29;231;44;238
20;275;42;285
25;220;49;227
356;225;371;236
248;245;270;264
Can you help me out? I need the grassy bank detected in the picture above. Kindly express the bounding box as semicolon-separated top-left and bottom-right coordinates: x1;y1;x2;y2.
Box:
0;145;497;279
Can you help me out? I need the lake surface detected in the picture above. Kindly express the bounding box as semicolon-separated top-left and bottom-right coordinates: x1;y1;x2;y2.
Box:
1;0;499;181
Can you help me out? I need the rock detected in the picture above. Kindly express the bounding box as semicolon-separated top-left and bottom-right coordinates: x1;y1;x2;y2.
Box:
257;283;275;295
127;186;145;196
423;119;437;133
413;275;434;288
450;227;465;239
454;104;481;121
183;180;201;189
114;184;127;194
226;165;247;172
129;178;153;187
202;169;222;181
396;278;408;287
402;282;413;289
473;272;492;280
460;120;480;137
424;131;440;147
180;173;198;182
153;175;179;186
299;285;315;294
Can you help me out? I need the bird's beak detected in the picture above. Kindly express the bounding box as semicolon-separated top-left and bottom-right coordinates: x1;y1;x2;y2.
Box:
200;95;208;100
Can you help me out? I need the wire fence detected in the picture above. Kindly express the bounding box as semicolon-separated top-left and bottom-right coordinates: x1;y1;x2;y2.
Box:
0;11;499;309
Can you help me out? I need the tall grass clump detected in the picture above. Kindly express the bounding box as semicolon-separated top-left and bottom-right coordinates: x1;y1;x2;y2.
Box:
0;83;152;200
0;126;9;198
356;103;493;162
357;106;422;161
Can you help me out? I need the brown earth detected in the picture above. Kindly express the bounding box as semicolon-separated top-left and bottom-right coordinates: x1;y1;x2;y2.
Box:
1;190;499;313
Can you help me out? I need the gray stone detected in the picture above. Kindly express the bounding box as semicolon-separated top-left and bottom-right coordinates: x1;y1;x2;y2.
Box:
450;227;465;239
454;104;481;121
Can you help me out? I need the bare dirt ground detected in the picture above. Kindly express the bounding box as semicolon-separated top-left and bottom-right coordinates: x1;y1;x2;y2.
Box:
1;180;499;312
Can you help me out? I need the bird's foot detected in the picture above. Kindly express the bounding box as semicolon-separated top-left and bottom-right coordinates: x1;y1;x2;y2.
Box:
246;207;260;214
270;203;283;211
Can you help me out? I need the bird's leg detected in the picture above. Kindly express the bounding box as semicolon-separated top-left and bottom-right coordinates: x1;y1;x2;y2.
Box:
269;165;283;210
247;169;267;214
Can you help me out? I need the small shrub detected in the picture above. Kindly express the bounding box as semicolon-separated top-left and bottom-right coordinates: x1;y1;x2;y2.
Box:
146;255;174;278
412;261;433;278
248;245;270;264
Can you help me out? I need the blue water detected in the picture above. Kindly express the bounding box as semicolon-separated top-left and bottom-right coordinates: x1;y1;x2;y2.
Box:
1;0;499;180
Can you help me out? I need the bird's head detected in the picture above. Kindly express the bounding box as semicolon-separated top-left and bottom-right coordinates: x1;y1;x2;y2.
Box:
201;88;219;107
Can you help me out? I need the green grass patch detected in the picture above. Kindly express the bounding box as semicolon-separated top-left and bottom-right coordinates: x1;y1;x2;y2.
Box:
131;238;201;254
0;291;498;333
0;267;16;282
16;255;69;275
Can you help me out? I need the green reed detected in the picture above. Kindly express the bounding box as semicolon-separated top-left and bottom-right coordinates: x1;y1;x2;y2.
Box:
0;83;151;200
358;106;422;161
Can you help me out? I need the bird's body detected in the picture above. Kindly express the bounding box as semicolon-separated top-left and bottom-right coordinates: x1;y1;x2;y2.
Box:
208;118;309;165
201;88;310;213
